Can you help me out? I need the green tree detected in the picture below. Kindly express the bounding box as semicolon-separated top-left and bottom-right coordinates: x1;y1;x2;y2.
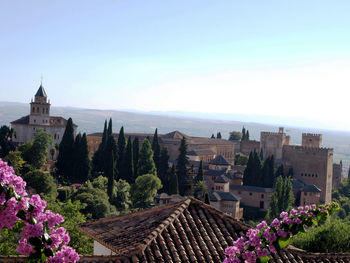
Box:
131;173;162;208
204;192;210;205
91;175;108;192
176;137;189;196
268;176;294;220
133;136;139;179
159;147;170;193
0;229;18;256
216;132;222;139
3;151;25;175
195;160;204;182
243;151;262;186
292;220;350;253
73;184;115;219
259;149;264;160
168;165;179;195
234;153;249;166
137;139;156;176
242;127;246;140
261;156;275;188
117;126;126;175
193;180;207;200
46;199;93;254
57;118;75;181
246;130;250;140
24;170;57;198
112;179;131;211
0;125;15;158
152;128;161;174
120;137;134;184
229;131;242;141
211;134;215;139
275;164;284;178
92;120;108;176
104;135;117;199
20;129;53;169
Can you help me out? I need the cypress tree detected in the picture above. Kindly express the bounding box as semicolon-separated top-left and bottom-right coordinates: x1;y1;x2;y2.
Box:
261;156;274;188
159;147;170;193
246;130;250;141
57;118;75;182
117;126;126;175
107;118;113;137
216;132;222;139
168;165;179;195
269;176;294;219
120;137;134;184
137;139;157;176
105;135;117;198
243;151;262;186
211;134;215;139
275;164;284;178
176;137;189;196
92;120;107;176
204;192;210;205
71;133;82;183
195;160;203;183
287;167;294;177
152;128;161;174
260;149;264;160
72;133;91;184
242;127;246;141
133;137;139;179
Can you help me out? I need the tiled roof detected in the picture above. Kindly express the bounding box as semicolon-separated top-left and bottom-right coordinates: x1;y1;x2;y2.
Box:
35;84;47;97
11;115;77;127
78;198;250;262
10;115;30;125
209;155;230;165
214;175;229;183
2;199;350;262
230;184;274;193
210;191;240;202
302;184;321;193
292;179;321;193
161;130;191;139
187;149;215;156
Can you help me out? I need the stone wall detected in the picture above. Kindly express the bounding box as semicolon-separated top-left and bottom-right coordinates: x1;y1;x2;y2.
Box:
283;145;333;204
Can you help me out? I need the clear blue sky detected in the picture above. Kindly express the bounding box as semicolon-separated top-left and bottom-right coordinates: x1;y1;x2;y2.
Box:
1;1;350;130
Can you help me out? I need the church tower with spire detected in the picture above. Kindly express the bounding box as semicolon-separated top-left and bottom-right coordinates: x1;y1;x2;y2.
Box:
11;82;77;146
29;83;51;125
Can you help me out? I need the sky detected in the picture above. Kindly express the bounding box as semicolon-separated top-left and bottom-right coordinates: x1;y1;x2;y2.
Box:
1;1;350;131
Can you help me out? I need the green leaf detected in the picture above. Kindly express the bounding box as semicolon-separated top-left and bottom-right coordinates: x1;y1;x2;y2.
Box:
278;236;291;249
259;256;270;263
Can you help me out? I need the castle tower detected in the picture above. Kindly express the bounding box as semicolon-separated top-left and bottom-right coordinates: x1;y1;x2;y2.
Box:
29;84;51;126
302;133;322;148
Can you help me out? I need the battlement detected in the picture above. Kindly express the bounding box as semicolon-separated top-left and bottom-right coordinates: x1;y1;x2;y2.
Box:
284;145;333;154
302;133;322;148
261;132;283;136
302;133;322;137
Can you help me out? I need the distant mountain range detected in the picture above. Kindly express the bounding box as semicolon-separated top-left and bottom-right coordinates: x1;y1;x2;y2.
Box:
1;101;350;169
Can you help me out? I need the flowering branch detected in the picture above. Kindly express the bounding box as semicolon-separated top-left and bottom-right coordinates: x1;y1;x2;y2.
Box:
0;158;79;263
224;202;340;263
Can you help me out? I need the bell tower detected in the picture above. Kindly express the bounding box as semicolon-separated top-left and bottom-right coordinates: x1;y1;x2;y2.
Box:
29;83;51;126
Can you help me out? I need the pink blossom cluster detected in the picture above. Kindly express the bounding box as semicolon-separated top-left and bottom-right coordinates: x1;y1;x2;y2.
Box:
0;158;79;263
224;202;339;263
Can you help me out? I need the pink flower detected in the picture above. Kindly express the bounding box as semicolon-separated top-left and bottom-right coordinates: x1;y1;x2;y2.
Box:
280;211;288;218
271;218;280;228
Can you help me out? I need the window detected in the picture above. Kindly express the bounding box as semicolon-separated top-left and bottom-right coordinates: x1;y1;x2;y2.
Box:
301;173;303;176
259;201;264;209
249;192;252;196
34;119;36;123
46;108;48;114
304;192;307;196
261;194;264;199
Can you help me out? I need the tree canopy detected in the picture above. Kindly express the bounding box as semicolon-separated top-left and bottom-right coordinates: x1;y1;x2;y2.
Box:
137;139;156;176
131;173;162;208
229;131;242;141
